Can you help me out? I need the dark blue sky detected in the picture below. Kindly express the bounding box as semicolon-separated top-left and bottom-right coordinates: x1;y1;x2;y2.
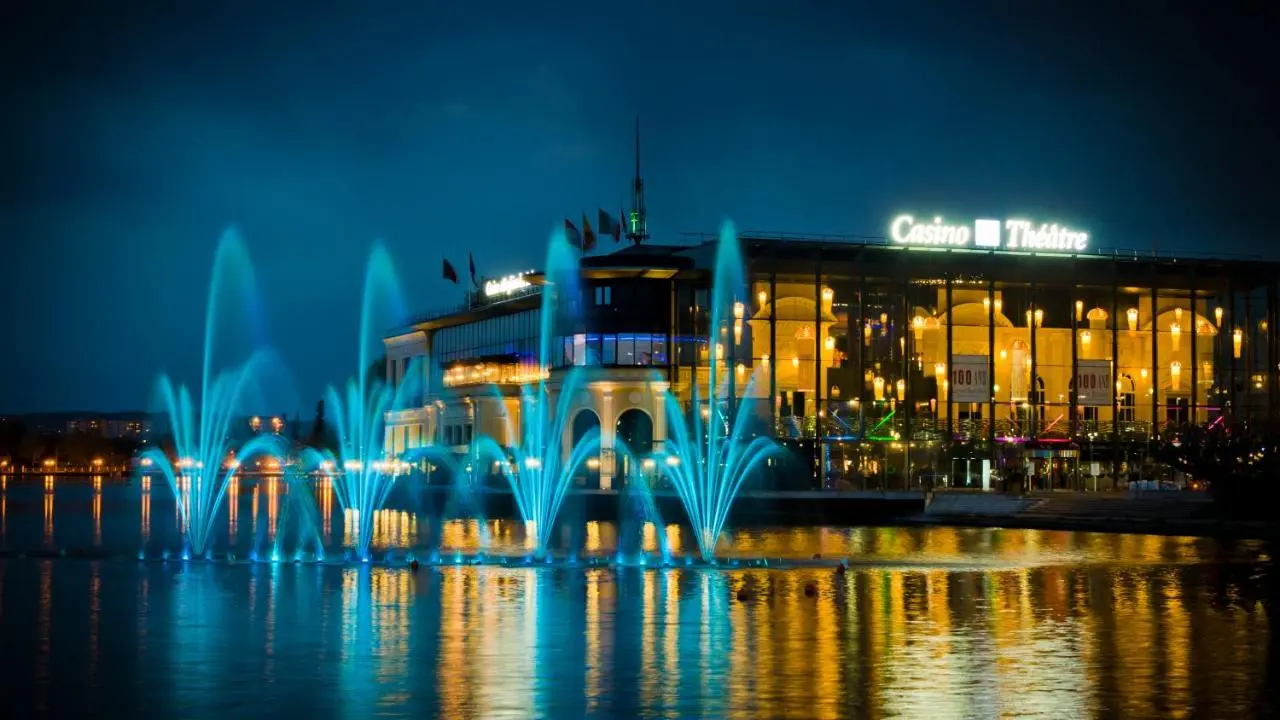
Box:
1;1;1276;413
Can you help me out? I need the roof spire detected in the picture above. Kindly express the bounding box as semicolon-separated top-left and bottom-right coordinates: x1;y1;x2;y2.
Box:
626;116;649;246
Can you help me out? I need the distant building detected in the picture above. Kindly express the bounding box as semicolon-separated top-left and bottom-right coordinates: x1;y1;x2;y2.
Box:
65;416;150;438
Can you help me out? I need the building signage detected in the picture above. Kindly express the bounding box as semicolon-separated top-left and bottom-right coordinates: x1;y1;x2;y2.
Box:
950;354;991;403
890;214;1089;252
1075;359;1113;407
484;273;532;298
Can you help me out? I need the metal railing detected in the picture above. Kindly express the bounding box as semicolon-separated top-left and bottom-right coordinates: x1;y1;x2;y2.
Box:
678;230;1274;263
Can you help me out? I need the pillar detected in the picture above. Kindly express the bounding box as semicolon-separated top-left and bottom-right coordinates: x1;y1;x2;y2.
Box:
599;390;615;490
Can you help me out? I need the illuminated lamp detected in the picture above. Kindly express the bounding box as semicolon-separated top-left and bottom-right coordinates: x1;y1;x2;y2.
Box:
1127;307;1139;333
1075;300;1084;322
1170;321;1181;351
1170;361;1182;391
895;379;905;401
1233;328;1243;359
1214;306;1223;327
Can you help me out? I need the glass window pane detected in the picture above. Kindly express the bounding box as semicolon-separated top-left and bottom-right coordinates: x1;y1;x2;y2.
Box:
650;336;668;365
634;336;651;365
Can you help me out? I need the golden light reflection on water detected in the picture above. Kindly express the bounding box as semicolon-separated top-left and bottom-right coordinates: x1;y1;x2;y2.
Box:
92;476;101;546
435;568;543;718
140;477;151;541
4;481;1275;718
53;549;1251;719
319;477;332;542
43;475;53;545
266;477;279;537
227;477;239;545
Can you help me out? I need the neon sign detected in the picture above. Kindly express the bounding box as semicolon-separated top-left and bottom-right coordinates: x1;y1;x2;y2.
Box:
890;215;1089;252
484;273;532;297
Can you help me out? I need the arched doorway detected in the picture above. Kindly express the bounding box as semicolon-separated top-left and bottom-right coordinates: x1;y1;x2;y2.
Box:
614;408;654;483
570;409;601;488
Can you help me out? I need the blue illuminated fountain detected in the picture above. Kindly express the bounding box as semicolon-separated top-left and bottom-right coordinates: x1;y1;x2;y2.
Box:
139;229;284;559
312;243;424;560
662;221;785;562
485;228;600;558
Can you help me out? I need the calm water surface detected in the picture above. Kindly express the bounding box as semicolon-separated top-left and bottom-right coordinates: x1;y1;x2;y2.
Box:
0;475;1274;718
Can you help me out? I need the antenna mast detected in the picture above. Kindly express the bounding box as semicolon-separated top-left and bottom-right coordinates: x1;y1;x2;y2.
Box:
626;116;649;246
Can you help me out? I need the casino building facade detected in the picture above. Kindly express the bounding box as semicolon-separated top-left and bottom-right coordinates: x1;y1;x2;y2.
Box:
384;217;1280;492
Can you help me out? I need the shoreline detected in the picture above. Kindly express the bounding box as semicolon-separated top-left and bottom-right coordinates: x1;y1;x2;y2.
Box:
898;513;1278;541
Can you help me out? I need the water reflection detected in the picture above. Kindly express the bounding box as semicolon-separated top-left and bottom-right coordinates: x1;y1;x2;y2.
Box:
0;477;1274;717
0;545;1272;718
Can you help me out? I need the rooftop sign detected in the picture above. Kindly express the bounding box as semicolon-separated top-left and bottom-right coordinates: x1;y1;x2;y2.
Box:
483;273;533;298
890;215;1089;252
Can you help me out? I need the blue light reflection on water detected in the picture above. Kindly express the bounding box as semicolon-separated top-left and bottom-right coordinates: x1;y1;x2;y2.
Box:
0;477;1276;718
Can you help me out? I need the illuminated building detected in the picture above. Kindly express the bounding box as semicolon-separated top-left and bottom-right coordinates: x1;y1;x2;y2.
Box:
386;222;1280;491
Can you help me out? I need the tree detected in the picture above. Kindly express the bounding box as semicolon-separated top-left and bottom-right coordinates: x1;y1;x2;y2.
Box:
1157;421;1280;522
306;399;336;452
365;354;388;387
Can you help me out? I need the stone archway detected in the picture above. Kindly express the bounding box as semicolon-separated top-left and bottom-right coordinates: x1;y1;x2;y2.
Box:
614;408;654;481
569;408;601;488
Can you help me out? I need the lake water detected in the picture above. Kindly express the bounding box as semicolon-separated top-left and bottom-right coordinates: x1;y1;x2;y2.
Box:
0;475;1275;718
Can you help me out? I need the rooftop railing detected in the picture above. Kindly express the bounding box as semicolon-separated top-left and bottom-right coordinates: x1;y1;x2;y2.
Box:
678;231;1273;263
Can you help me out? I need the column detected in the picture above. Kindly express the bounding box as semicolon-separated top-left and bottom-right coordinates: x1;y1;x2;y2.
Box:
769;267;777;430
1029;283;1038;439
1190;275;1198;425
901;279;911;483
1229;280;1237;420
814;250;824;486
1110;282;1120;480
653;391;667;456
945;277;954;442
599;390;615;491
987;279;996;457
1150;285;1159;437
1070;280;1079;438
1264;279;1274;425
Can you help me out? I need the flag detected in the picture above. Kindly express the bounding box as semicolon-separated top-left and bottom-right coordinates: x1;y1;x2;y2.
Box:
582;213;597;252
598;208;622;243
442;258;458;284
468;252;478;289
564;218;582;249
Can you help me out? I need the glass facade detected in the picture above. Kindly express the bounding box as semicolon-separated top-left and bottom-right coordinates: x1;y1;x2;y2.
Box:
391;239;1279;493
434;309;539;364
732;242;1280;491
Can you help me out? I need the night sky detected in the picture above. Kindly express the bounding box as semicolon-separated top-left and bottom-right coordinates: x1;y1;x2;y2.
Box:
2;1;1276;414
